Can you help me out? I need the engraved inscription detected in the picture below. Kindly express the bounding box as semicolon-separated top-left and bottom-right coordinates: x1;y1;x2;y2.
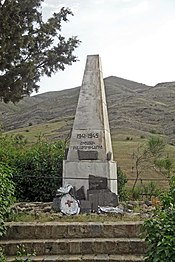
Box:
73;132;103;151
80;141;95;145
73;145;102;150
77;133;99;139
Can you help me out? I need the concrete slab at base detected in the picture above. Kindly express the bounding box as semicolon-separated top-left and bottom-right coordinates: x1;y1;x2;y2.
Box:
87;189;118;211
63;160;117;196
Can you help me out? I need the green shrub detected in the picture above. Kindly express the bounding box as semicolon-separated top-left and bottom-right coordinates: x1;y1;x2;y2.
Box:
0;162;15;236
143;176;175;261
0;134;27;166
117;166;128;201
0;135;65;202
12;140;65;202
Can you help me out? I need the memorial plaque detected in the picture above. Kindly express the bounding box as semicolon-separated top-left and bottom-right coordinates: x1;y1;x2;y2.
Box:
78;150;98;160
87;189;119;211
89;175;108;190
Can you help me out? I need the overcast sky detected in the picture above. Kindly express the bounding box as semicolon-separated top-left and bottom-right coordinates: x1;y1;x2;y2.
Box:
37;0;175;94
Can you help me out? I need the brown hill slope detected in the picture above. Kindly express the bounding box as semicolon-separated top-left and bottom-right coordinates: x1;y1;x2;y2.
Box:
0;76;175;143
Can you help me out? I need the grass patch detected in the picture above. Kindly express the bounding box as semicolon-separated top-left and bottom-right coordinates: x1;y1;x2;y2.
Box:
6;120;68;144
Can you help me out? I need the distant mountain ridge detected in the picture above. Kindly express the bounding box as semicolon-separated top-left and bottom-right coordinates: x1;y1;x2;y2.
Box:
0;76;175;143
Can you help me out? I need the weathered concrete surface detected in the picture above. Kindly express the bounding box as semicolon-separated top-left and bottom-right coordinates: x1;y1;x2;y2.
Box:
1;238;146;256
2;222;142;240
63;161;117;198
66;55;113;161
1;222;146;261
63;55;117;196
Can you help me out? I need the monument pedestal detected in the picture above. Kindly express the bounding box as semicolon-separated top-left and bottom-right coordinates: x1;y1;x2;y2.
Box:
63;160;117;198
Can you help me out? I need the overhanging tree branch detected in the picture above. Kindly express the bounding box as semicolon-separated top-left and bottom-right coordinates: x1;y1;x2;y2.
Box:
0;0;81;103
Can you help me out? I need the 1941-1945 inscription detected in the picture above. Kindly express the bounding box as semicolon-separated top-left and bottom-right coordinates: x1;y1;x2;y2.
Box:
73;132;103;150
77;133;99;139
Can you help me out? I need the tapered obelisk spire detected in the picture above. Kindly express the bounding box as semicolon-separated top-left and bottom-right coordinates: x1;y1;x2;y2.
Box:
63;55;118;198
67;55;113;162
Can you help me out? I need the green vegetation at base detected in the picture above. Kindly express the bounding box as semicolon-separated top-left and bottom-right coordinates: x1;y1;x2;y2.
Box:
0;245;34;262
143;176;175;261
0;248;6;262
0;163;15;236
0;134;65;202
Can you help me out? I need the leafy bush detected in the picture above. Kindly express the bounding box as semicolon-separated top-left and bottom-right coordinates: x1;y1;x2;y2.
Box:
12;140;65;202
0;162;15;236
143;176;175;261
0;135;65;202
117;166;128;201
0;134;27;170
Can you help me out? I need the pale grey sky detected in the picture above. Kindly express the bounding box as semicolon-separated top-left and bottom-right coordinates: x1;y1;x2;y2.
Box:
37;0;175;94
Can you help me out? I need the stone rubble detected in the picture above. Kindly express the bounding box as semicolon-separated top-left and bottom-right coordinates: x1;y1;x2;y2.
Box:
10;201;156;219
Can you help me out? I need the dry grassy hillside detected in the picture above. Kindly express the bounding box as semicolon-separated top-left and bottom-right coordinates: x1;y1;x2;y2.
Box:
0;76;175;188
1;76;175;141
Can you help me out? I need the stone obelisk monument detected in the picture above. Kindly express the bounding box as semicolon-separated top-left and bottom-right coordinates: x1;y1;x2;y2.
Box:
63;55;118;199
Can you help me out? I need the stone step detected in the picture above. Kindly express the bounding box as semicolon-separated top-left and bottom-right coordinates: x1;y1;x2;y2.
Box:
1;238;146;256
3;222;142;240
6;254;145;262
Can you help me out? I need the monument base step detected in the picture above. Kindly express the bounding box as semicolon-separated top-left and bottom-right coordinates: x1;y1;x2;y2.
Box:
1;238;146;256
6;254;145;262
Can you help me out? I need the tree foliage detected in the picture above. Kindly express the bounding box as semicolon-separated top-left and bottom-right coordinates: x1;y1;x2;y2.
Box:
143;176;175;261
0;0;80;103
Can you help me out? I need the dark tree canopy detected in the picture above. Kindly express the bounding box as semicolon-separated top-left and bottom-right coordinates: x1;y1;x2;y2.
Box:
0;0;80;103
